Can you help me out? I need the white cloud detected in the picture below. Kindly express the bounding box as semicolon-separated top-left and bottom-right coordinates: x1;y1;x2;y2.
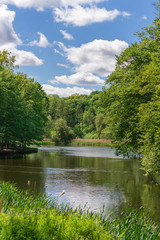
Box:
0;4;21;48
57;63;69;68
29;32;50;47
60;30;74;40
141;16;147;20
42;84;93;97
122;11;131;17
54;6;130;26
57;39;128;77
2;1;130;26
0;4;43;66
50;72;105;85
12;49;43;66
1;0;107;10
54;48;64;56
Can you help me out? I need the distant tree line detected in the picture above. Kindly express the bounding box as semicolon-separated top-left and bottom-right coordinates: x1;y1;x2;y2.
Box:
44;91;107;144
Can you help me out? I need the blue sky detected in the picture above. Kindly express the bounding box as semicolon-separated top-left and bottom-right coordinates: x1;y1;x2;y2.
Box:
0;0;156;97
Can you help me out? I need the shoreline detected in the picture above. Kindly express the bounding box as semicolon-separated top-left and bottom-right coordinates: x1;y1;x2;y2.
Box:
0;147;38;155
0;139;114;155
38;138;114;147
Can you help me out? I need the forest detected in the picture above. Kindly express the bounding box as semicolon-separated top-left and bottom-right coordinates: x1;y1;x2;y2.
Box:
0;51;48;149
0;3;160;175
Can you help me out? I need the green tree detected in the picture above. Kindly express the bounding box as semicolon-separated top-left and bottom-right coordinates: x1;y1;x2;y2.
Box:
51;118;74;145
0;51;48;149
83;109;96;134
102;4;160;174
95;114;106;139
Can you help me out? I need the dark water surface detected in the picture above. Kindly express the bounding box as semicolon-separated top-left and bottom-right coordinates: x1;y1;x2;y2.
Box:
0;146;160;221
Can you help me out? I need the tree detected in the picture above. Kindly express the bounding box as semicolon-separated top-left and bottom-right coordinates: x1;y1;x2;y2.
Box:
0;50;16;69
95;114;106;139
51;118;74;145
83;109;96;134
102;4;160;174
0;51;48;149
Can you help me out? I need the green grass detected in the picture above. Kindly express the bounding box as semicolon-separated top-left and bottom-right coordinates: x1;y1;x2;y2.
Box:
70;141;113;147
104;209;160;240
0;182;110;239
33;140;114;147
0;181;160;239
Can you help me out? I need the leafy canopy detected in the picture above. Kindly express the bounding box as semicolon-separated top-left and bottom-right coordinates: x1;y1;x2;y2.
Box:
102;3;160;174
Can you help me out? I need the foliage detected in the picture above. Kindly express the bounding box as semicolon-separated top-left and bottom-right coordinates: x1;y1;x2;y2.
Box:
46;91;106;139
0;182;110;240
95;114;106;139
51;118;74;145
0;50;16;68
104;209;160;240
0;51;48;149
102;5;160;174
0;182;160;240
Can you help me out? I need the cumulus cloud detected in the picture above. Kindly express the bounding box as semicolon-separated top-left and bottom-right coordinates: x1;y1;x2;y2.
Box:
1;0;107;10
0;4;43;66
0;4;21;48
42;84;93;97
54;6;130;26
50;72;105;85
29;32;50;47
56;39;128;77
60;30;74;40
2;1;130;26
12;49;43;66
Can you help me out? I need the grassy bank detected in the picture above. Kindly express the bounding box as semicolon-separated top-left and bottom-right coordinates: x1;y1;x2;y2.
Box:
36;139;114;147
70;141;113;147
0;182;160;239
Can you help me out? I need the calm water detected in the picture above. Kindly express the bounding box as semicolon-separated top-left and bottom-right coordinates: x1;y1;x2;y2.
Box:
0;146;160;221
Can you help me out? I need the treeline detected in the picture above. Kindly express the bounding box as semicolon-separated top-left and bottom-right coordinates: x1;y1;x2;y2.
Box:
0;51;48;150
44;91;107;144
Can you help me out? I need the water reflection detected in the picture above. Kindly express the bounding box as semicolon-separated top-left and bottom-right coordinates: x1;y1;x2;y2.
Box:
0;146;160;222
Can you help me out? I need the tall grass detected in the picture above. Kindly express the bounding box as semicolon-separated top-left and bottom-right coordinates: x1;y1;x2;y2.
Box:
104;209;160;240
0;181;160;239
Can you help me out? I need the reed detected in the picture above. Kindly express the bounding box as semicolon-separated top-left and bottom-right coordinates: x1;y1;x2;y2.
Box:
0;181;160;239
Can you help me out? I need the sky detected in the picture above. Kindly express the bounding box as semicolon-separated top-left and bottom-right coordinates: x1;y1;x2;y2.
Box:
0;0;157;97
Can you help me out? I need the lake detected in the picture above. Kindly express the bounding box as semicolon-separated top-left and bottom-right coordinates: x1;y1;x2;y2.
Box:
0;146;160;221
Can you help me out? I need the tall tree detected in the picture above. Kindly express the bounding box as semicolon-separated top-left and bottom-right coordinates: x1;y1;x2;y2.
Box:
102;4;160;174
0;51;48;148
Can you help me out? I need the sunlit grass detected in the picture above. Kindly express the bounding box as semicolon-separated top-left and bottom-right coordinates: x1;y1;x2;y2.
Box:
70;141;113;147
0;181;160;239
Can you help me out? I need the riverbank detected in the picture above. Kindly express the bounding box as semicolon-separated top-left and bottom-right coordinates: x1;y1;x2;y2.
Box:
0;147;38;155
39;138;114;147
0;181;159;239
71;138;113;147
